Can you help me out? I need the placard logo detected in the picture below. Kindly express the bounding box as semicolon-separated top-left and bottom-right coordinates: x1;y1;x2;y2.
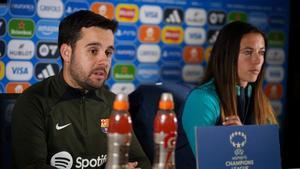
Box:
139;25;160;43
10;0;35;16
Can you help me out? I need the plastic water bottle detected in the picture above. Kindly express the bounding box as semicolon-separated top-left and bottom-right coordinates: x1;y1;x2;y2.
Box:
105;93;132;169
152;93;178;169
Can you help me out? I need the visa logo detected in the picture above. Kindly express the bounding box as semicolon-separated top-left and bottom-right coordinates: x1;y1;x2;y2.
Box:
6;61;33;81
145;11;158;18
12;67;28;74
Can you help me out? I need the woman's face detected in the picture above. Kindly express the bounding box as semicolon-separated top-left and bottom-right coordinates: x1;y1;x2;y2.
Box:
238;33;265;87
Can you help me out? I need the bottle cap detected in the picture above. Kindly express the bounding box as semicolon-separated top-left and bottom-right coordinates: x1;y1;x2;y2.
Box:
159;92;174;110
113;93;129;111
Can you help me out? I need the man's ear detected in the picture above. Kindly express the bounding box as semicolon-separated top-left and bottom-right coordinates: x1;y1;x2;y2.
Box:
60;44;72;63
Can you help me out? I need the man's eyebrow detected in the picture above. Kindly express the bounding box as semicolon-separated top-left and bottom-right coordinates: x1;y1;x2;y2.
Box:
85;43;115;51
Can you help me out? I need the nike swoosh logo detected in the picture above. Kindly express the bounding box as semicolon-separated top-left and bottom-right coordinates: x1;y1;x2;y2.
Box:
56;123;71;130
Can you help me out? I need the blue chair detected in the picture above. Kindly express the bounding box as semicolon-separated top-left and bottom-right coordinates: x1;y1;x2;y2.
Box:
129;82;196;169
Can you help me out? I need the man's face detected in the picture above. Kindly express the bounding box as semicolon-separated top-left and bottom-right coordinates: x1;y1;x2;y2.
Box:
68;27;114;89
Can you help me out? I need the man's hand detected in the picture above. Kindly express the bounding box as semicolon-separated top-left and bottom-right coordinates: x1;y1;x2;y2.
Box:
128;162;141;169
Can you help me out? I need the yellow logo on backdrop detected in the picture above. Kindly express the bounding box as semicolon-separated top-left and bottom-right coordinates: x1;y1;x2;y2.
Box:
162;26;183;44
0;61;4;80
116;4;139;23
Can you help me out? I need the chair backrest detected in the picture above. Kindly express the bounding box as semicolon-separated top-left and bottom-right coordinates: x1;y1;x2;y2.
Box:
0;94;19;169
129;82;196;169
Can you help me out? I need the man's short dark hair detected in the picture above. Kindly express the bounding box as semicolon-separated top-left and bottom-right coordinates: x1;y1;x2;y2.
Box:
58;10;118;55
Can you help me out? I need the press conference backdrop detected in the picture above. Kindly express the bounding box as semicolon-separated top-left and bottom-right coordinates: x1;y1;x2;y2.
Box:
0;0;289;119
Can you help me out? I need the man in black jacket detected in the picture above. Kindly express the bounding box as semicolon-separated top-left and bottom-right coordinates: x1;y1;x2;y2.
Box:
11;10;150;169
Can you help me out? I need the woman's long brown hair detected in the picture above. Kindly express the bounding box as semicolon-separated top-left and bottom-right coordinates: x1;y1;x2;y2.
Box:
201;21;277;124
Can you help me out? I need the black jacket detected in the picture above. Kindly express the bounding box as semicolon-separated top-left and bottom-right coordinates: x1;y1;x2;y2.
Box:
11;72;151;169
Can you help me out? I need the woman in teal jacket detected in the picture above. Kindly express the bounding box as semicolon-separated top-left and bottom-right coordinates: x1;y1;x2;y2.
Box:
182;21;278;155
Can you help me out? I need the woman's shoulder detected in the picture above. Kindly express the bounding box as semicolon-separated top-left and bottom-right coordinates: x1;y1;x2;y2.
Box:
190;80;218;98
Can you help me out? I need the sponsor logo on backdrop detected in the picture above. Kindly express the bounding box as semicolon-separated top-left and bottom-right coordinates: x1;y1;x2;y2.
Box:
0;83;3;93
205;46;212;62
161;65;181;82
136;64;160;83
269;16;285;28
37;41;59;59
228;11;247;22
268;31;285;47
8;39;34;60
111;83;135;95
113;64;135;81
207;29;219;45
9;0;35;16
138;25;160;43
0;61;4;80
65;0;89;16
183;46;203;64
36;20;59;40
8;18;34;38
182;65;204;82
6;82;30;93
265;66;284;83
0;40;5;58
266;48;285;65
264;83;283;100
249;12;268;30
208;11;226;25
0;4;8;16
140;5;162;24
91;2;114;19
137;44;160;63
164;8;183;24
37;0;63;19
184;27;206;45
116;4;138;23
0;18;6;36
161;46;182;63
115;25;137;42
185;8;206;26
162;26;183;44
6;61;33;81
270;101;282;116
35;63;60;80
114;45;136;61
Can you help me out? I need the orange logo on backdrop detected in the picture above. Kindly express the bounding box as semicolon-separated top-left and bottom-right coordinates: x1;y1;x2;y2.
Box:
183;46;203;64
265;83;283;100
91;2;114;19
139;25;161;43
116;4;139;23
6;82;30;93
205;46;213;63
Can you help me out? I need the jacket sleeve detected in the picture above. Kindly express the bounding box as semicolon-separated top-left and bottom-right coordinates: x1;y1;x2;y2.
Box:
11;93;56;169
181;88;220;156
128;131;152;169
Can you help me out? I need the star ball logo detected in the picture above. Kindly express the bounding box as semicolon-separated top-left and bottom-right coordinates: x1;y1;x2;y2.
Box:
229;131;247;156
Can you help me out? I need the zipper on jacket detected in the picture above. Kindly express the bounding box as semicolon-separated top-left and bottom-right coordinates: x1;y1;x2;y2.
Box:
80;90;88;135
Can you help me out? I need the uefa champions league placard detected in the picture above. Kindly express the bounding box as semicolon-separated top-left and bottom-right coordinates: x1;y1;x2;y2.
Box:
196;125;281;169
